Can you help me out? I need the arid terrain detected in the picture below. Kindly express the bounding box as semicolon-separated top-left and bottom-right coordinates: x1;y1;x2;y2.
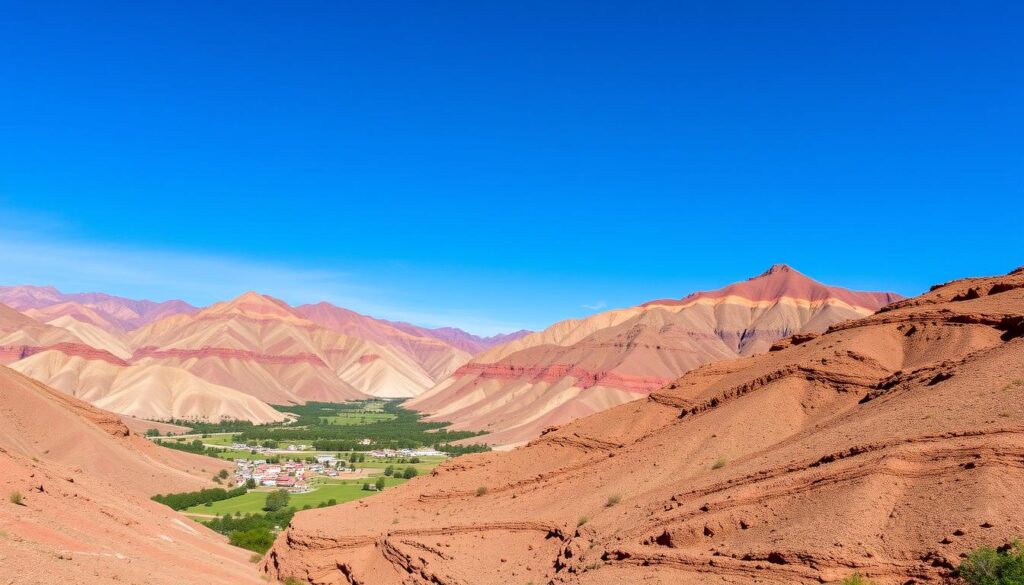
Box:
411;265;901;446
264;267;1024;584
0;365;260;585
0;286;527;423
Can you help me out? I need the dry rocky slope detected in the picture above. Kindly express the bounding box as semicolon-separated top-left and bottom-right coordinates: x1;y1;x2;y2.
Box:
0;365;258;585
264;267;1024;585
0;286;518;422
410;265;901;446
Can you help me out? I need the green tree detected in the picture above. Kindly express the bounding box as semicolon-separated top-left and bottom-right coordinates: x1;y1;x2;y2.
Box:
218;469;229;479
403;466;418;479
264;489;291;512
960;541;1024;585
245;478;257;489
228;528;276;553
383;465;394;476
375;477;385;491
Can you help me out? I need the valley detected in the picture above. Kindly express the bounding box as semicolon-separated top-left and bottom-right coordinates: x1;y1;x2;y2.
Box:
4;5;1017;583
3;269;1021;585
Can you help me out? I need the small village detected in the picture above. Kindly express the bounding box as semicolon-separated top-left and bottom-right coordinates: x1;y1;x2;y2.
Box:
230;444;447;494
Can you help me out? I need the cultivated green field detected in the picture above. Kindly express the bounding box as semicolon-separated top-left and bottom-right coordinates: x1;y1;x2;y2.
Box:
183;480;408;515
148;400;492;462
197;433;237;446
321;412;396;425
358;455;446;473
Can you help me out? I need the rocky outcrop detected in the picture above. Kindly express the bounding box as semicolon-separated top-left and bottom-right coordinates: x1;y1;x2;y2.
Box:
0;342;130;366
264;267;1024;585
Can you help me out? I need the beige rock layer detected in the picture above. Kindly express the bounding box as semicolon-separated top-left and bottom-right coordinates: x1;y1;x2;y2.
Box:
264;267;1024;585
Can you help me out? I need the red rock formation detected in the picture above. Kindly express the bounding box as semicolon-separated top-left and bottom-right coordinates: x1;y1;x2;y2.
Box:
452;362;671;392
410;266;903;446
263;267;1024;585
643;263;902;309
0;342;131;366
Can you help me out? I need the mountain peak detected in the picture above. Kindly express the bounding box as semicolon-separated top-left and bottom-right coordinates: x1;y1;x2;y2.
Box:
201;291;301;321
757;263;796;277
642;265;899;311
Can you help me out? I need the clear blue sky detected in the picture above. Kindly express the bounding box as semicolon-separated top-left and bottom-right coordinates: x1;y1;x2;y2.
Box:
1;1;1021;334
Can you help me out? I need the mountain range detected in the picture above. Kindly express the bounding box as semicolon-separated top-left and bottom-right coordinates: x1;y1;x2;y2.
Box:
2;267;1020;585
0;268;899;442
0;285;527;423
264;266;1024;585
408;264;901;445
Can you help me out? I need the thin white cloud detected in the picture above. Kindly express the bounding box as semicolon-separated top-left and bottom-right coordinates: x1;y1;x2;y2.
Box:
582;300;607;311
0;227;528;335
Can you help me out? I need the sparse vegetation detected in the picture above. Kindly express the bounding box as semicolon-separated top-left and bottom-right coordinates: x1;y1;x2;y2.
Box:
605;494;621;507
9;491;23;506
152;486;247;511
229;528;276;552
249;553;263;563
712;458;727;469
476;486;488;497
202;508;295;553
153;438;221;457
841;574;875;585
959;540;1024;585
577;516;588;527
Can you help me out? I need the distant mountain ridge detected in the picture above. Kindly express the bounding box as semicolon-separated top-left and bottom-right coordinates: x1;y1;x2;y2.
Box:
0;285;526;423
0;285;199;330
408;265;902;446
382;320;532;354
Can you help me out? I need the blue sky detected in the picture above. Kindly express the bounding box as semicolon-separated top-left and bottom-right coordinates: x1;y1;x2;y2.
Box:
1;1;1021;334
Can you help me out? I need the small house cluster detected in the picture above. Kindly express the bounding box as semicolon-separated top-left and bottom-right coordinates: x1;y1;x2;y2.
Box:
368;447;444;458
234;455;352;493
229;442;314;454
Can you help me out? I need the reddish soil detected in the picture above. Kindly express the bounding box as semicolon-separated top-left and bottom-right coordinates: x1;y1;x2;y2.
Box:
0;367;259;585
264;268;1024;585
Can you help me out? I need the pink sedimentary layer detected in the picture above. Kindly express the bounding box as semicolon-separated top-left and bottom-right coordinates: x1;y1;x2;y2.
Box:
130;346;328;367
642;265;901;311
453;362;671;393
357;354;381;364
0;343;130;366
